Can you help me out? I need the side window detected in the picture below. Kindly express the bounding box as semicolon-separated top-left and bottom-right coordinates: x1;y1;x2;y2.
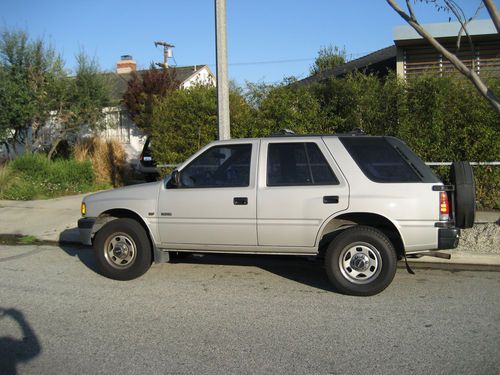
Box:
267;143;339;186
340;137;422;183
180;144;252;188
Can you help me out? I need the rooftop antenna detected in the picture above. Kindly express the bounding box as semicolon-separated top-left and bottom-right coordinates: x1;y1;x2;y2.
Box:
154;41;174;68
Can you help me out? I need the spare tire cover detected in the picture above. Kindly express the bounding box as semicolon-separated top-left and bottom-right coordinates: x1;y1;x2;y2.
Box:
450;161;476;229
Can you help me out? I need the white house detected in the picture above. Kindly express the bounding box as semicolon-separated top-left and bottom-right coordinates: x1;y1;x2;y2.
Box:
99;55;216;166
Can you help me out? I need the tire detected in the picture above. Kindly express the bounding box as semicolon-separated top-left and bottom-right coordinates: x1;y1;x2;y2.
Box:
450;161;475;229
325;226;397;296
94;218;152;280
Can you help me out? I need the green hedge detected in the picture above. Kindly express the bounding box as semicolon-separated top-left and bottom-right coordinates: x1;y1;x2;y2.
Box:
150;74;499;209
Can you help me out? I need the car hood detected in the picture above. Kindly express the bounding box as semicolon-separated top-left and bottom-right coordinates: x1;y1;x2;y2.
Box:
82;181;163;218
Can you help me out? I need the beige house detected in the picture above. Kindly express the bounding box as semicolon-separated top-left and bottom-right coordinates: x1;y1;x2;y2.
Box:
299;20;499;84
394;19;500;79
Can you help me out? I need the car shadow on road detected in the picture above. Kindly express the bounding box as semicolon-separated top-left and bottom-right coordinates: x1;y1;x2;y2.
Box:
58;243;100;275
175;253;336;292
56;227;334;292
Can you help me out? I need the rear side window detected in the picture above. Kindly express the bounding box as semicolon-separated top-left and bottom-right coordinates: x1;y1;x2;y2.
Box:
267;143;339;186
340;137;422;183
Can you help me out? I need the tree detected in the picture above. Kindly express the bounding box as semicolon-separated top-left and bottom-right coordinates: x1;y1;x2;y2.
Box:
0;30;66;153
47;52;110;160
0;29;110;160
123;65;179;134
386;0;500;115
309;44;348;75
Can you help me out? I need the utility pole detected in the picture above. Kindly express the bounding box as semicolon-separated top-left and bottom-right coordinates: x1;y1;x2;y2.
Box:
154;41;174;68
215;0;230;140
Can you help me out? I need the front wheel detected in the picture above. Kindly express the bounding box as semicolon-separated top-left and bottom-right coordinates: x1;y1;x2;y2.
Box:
94;218;152;280
325;226;397;296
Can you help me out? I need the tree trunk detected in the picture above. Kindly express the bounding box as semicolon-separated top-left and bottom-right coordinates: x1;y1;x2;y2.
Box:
387;0;500;115
47;131;66;161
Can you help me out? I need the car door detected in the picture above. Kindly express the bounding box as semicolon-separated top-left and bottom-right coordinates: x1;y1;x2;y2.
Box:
157;140;259;247
257;138;349;248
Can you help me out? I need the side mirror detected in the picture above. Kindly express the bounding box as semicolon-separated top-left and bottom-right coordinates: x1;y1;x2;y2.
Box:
167;170;181;188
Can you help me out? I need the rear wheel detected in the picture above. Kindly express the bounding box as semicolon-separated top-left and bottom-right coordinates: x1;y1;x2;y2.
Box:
325;226;397;296
94;218;152;280
450;161;475;229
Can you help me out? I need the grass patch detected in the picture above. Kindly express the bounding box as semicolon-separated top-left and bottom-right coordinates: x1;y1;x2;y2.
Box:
0;234;46;246
17;235;38;244
0;153;112;200
0;164;12;197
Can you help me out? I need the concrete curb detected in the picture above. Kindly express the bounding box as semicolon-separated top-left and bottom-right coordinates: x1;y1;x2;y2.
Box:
407;251;500;267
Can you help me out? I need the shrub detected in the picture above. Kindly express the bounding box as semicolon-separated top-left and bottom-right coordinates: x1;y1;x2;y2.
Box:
0;153;106;200
74;136;128;186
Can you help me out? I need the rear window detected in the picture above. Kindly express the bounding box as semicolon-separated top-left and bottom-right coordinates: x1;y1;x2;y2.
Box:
340;137;425;183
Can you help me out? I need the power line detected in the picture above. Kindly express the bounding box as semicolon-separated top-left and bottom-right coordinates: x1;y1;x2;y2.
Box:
206;51;374;67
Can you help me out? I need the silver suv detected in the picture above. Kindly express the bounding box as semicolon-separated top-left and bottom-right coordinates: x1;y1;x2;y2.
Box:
78;134;475;296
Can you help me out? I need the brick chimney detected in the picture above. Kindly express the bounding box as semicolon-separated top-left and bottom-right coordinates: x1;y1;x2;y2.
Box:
116;55;137;74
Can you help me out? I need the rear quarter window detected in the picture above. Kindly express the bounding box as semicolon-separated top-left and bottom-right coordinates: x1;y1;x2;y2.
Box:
340;137;430;183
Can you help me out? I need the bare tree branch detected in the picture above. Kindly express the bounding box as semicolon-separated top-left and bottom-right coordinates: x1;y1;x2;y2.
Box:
387;0;500;115
444;0;475;52
483;0;500;34
406;0;417;21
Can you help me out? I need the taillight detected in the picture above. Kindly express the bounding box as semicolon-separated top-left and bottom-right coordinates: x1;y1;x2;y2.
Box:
439;191;450;221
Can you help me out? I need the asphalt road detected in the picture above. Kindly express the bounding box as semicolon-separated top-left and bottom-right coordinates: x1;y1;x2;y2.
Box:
0;244;499;375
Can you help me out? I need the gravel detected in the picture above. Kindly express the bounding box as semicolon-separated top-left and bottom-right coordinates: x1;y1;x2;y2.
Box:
457;222;500;254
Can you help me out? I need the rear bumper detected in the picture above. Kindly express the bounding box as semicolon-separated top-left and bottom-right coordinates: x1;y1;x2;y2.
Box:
78;217;96;246
438;228;461;250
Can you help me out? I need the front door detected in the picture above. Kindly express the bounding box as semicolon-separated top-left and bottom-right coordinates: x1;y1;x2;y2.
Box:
157;141;259;247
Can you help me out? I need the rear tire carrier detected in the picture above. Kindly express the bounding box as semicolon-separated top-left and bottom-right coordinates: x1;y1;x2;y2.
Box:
450;161;475;229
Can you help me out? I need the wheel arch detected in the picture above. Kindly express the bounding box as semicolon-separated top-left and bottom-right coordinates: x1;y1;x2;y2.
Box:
318;212;405;259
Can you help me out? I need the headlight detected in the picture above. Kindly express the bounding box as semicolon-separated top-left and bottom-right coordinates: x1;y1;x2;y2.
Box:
81;202;86;216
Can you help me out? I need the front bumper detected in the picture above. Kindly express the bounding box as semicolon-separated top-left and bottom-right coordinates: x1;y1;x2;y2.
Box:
437;228;461;250
78;217;96;246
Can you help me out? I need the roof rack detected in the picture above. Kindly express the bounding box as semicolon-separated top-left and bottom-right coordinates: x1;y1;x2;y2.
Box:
346;128;366;136
268;128;368;138
270;129;296;137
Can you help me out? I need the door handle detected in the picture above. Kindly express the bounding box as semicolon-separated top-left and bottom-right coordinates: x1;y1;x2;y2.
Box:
233;197;248;205
323;195;339;204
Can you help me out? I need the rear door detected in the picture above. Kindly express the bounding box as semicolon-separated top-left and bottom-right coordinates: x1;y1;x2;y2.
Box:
257;138;349;248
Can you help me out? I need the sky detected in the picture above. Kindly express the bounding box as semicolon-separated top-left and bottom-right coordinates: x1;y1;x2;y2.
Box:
0;0;495;85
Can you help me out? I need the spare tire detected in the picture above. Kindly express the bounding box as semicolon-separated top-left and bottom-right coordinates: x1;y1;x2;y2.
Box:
450;161;476;229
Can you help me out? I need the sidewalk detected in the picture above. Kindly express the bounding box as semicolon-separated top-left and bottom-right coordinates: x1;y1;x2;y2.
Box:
0;194;498;269
0;194;84;243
